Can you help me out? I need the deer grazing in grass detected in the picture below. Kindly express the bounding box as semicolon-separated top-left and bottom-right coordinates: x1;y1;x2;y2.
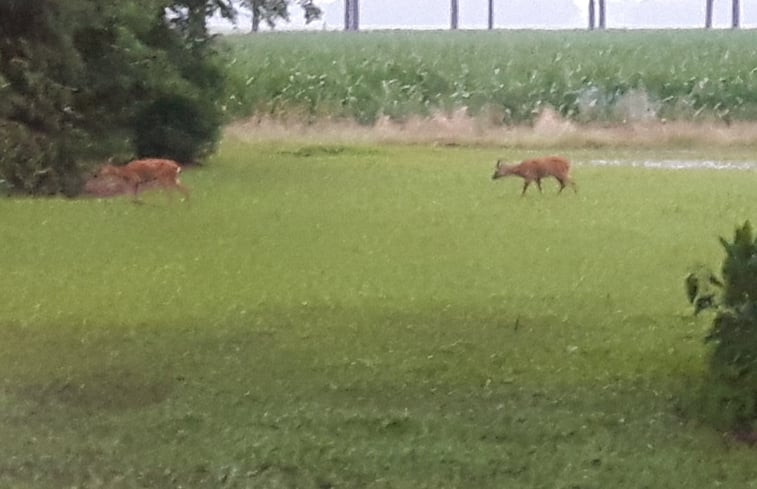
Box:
492;156;577;196
96;158;189;202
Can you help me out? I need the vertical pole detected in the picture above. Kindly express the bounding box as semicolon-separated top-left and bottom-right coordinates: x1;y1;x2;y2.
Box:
451;0;459;30
488;0;494;30
344;0;351;31
705;0;713;28
588;0;595;30
732;0;740;29
598;0;606;29
353;0;359;31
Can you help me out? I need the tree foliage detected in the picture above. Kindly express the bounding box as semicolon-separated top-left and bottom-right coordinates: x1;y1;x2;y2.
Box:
134;94;221;165
0;0;86;194
0;0;238;195
686;221;757;431
244;0;322;32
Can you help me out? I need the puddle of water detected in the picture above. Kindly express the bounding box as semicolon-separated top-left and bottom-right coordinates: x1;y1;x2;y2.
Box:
588;160;757;171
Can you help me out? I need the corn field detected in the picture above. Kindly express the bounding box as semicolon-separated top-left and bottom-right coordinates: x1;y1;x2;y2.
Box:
223;29;757;124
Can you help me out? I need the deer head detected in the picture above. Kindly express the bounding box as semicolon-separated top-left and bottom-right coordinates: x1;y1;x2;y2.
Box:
492;160;513;180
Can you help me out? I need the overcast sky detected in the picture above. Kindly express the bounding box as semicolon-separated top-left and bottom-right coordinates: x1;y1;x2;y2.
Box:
213;0;756;32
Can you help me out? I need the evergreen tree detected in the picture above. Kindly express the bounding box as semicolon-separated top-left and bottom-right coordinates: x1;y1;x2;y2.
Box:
0;0;87;194
0;0;238;195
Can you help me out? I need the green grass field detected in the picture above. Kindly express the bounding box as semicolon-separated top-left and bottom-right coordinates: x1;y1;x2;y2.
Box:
223;30;757;123
3;140;757;488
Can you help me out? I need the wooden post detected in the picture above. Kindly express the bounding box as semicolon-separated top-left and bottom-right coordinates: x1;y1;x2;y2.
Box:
598;0;606;29
488;0;494;30
705;0;714;28
353;0;359;31
344;0;351;31
588;0;595;30
451;0;459;30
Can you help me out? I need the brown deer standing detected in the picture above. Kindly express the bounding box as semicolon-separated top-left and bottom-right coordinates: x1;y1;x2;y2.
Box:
492;156;577;196
96;158;190;202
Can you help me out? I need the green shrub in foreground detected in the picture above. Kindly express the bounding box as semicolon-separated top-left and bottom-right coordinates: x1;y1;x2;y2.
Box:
687;221;757;431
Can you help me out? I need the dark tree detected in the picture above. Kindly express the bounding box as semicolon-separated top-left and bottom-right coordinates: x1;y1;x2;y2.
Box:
245;0;322;33
0;0;239;195
253;4;260;31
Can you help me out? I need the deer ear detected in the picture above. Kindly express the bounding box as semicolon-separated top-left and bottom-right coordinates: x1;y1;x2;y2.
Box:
496;160;503;168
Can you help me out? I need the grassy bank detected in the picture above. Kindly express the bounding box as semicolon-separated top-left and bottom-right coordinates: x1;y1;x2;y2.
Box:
223;30;757;124
2;141;757;487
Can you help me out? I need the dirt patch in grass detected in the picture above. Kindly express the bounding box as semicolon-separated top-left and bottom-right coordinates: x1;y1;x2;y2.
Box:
226;108;757;149
18;368;173;413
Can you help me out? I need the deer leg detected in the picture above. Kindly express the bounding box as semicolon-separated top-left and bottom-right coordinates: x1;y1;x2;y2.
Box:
557;178;566;194
131;182;144;204
536;179;543;193
175;181;190;202
521;180;531;196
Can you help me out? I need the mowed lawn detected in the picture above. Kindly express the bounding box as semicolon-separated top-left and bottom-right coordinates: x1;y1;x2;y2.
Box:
2;140;757;488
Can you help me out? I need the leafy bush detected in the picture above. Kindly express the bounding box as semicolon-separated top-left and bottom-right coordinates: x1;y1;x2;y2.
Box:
0;122;85;196
0;0;233;195
0;0;87;195
686;221;757;430
134;94;221;164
